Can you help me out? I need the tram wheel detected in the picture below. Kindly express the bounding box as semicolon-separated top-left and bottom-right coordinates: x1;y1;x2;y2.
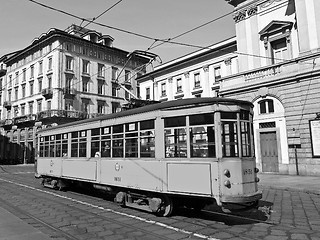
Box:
157;195;173;217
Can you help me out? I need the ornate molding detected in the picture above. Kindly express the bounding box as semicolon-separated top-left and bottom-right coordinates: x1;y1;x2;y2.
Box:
261;0;282;9
233;10;247;23
202;65;209;72
168;77;173;83
224;58;232;66
183;71;190;78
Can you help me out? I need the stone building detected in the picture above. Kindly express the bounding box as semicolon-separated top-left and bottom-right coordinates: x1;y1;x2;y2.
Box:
0;24;150;164
137;0;320;175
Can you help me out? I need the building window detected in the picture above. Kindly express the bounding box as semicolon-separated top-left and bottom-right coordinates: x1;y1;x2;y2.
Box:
112;67;118;80
98;63;104;77
22;84;26;98
98;80;104;95
194;72;200;88
37;100;42;112
30;65;34;79
82;60;89;74
47;100;51;110
48;57;52;70
81;99;90;113
48;75;52;89
22;69;26;82
38;78;43;93
125;70;131;82
29;102;33;114
8;90;12;102
112;82;118;97
21;104;25;115
14;87;18;100
161;82;166;97
15;72;19;85
112;102;119;113
39;61;43;75
176;78;182;93
66;56;73;71
8;75;12;88
82;78;89;92
214;66;221;82
146;87;150;100
97;101;105;114
271;38;288;64
259;99;274;114
29;81;34;96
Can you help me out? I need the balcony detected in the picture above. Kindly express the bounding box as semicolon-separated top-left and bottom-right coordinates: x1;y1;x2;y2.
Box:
42;88;53;99
63;87;77;99
13;114;37;125
3;101;12;110
0;119;13;128
37;110;89;121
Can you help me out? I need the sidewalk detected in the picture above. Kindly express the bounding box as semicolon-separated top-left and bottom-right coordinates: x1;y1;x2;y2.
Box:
258;173;320;195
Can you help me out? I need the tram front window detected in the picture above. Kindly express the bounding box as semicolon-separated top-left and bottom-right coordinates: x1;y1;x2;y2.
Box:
221;122;238;157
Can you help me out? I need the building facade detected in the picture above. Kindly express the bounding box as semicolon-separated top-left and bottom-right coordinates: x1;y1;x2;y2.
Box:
0;25;149;164
137;0;320;176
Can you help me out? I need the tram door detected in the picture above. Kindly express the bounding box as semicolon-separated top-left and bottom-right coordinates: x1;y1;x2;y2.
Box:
260;131;279;172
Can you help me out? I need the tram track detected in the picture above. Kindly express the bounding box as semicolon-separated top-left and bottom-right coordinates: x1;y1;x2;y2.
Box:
0;172;275;240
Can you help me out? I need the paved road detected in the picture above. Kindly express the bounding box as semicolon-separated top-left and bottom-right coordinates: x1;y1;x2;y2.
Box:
1;165;320;240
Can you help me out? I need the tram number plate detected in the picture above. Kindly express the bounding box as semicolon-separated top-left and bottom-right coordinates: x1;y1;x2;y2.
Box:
114;177;121;182
243;169;253;175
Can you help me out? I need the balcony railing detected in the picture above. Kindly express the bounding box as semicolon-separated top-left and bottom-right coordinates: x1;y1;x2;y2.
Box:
37;110;88;120
3;101;12;109
13;114;37;125
42;88;53;99
0;119;13;127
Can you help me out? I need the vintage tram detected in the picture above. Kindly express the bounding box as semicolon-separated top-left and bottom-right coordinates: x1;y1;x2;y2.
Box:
35;97;262;216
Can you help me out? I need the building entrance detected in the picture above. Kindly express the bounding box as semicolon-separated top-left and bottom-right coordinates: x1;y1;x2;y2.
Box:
260;131;279;172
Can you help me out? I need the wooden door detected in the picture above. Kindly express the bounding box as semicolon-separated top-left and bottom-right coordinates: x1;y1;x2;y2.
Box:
260;132;279;172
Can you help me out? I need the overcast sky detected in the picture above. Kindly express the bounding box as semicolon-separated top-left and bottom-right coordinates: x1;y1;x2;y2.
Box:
0;0;235;64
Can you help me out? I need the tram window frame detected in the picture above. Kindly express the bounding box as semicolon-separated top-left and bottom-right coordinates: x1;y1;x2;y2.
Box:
221;111;239;157
62;134;68;157
91;128;100;157
44;136;49;157
189;113;216;158
140;119;155;158
164;116;187;158
101;127;111;157
71;130;87;157
240;110;253;157
55;134;62;157
112;124;124;158
125;122;138;158
39;137;44;157
49;135;55;157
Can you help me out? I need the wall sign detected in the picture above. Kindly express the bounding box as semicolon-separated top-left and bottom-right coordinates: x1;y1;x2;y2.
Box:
310;119;320;157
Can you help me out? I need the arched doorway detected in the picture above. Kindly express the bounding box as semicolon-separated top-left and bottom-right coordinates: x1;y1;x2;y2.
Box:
253;96;289;173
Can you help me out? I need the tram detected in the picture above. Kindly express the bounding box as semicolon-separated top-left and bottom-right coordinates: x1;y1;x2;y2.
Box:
35;97;262;216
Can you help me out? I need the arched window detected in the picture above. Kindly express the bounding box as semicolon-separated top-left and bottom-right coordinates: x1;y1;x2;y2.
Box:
258;99;274;114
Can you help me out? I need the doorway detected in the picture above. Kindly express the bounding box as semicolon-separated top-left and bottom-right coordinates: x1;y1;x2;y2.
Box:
260;131;279;172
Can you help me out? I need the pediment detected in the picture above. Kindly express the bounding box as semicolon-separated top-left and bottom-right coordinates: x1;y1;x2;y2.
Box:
259;20;293;36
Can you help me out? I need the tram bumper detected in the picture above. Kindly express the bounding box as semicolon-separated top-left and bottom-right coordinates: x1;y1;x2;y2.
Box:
220;191;262;211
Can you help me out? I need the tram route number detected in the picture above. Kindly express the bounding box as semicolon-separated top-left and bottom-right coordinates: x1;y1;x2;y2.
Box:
243;169;253;175
114;177;121;182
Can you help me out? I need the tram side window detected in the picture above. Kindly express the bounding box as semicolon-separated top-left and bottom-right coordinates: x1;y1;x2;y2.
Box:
240;111;252;157
190;113;215;158
101;127;111;157
44;136;49;157
140;119;155;158
221;121;238;157
71;131;87;157
55;134;61;157
62;134;68;157
112;124;124;157
91;128;100;157
49;135;55;157
125;122;138;158
164;116;187;158
39;137;44;157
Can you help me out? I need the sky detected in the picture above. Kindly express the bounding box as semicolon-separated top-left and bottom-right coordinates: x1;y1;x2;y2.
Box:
0;0;235;64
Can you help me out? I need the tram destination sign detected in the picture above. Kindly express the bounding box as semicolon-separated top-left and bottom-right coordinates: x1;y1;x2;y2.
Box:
310;119;320;157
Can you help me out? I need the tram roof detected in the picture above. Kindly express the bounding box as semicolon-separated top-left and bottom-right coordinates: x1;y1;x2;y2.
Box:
38;97;252;132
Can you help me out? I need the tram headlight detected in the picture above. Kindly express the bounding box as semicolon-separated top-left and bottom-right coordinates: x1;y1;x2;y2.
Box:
223;169;231;178
224;180;231;188
254;167;259;173
255;177;260;183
